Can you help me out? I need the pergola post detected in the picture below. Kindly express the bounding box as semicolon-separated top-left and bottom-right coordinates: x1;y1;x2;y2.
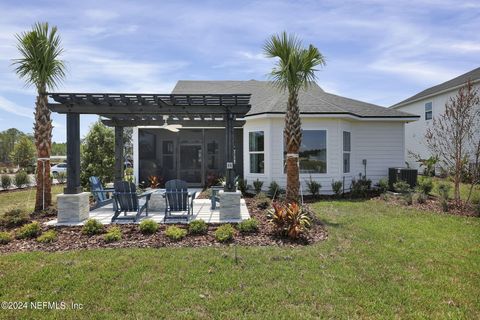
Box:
65;113;82;194
114;126;124;182
224;111;236;192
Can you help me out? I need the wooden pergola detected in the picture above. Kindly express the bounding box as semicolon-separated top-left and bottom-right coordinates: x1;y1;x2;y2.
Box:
48;93;251;194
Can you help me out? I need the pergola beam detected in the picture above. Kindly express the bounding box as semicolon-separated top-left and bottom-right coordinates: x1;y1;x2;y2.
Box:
101;119;246;127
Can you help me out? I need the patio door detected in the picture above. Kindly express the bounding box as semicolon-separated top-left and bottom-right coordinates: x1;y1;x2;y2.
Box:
179;144;202;185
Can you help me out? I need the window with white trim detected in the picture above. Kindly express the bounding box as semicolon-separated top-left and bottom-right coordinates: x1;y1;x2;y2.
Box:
343;131;351;173
425;102;432;120
284;130;327;174
249;131;264;173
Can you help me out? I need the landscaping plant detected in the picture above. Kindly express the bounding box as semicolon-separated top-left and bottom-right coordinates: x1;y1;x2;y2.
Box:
253;179;263;194
214;224;235;242
351;177;371;198
82;219;104;236
437;183;451;212
56;171;66;184
189;219;208;235
306;178;321;199
165;226;187;241
417;176;433;195
36;230;57;243
267;202;311;239
267;180;284;199
104;226;122;243
393;180;411;194
254;192;271;210
236;177;248;196
331;180;342;197
139;219;159;235
377;178;389;193
14;170;30;188
0;231;13;245
237;218;259;233
0;208;30;228
1;174;12;190
16;221;41;239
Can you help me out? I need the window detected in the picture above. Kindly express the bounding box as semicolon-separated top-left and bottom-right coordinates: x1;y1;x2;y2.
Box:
284;130;327;174
249;131;264;173
343;131;351;173
425;102;432;120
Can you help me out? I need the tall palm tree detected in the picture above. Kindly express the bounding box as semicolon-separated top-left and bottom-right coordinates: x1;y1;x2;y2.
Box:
13;22;66;210
264;32;325;203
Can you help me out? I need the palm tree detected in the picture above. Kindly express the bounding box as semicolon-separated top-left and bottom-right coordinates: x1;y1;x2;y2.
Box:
264;32;325;203
13;22;66;210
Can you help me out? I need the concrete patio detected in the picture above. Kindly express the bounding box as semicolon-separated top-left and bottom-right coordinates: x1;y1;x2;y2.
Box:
47;195;250;226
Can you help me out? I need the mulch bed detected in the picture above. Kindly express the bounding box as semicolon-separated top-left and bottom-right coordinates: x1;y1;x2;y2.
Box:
0;197;327;254
378;193;479;217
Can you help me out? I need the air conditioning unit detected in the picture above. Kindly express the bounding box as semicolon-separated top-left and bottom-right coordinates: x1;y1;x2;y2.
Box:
388;168;418;190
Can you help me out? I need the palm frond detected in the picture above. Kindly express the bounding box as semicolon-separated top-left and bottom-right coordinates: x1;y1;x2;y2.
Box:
12;22;66;92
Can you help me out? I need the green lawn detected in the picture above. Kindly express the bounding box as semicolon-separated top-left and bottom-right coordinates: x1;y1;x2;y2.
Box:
431;177;480;202
0;185;64;214
0;198;479;319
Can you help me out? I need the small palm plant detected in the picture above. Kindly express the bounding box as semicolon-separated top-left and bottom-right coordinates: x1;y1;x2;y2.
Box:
13;22;66;210
264;32;326;203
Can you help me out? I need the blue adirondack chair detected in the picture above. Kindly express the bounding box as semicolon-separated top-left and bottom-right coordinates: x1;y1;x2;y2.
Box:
164;179;196;221
89;176;115;209
111;181;153;223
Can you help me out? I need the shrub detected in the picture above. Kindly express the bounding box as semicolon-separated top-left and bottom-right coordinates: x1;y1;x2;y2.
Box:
189;219;208;235
255;192;271;210
237;178;248;196
351;178;371;197
139;219;159;234
104;226;122;243
393;180;411;194
416;192;427;204
417;176;433;195
82;219;104;236
56;171;66;184
237;218;259;233
165;226;187;241
0;231;13;245
14;171;30;188
36;230;57;243
305;178;321;198
214;224;235;243
403;192;413;205
16;221;41;239
437;183;451;212
331;180;342;196
0;208;30;228
377;178;389;193
1;174;12;190
267;202;311;239
267;181;284;198
253;179;263;194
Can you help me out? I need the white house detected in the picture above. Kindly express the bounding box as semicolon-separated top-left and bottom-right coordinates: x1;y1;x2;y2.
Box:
390;67;480;171
133;80;418;194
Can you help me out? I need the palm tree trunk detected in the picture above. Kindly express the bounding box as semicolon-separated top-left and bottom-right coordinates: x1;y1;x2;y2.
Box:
285;91;301;203
34;91;53;211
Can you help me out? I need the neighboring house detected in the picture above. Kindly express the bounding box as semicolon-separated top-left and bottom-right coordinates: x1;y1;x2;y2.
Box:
133;80;418;193
390;67;480;171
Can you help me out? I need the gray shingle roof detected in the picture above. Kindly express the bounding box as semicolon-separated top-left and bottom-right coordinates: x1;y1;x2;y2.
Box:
391;67;480;108
172;80;417;118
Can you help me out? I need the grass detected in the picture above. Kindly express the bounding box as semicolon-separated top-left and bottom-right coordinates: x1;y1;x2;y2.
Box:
0;199;479;319
0;185;63;214
430;177;480;202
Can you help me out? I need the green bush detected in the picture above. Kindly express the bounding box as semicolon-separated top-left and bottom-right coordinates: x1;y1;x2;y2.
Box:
237;218;259;233
1;174;12;190
255;192;271;210
306;178;321;198
237;178;248;196
82;219;104;236
56;171;66;184
377;178;389;193
16;221;41;239
165;226;187;241
393;180;411;194
189;219;208;235
13;171;30;188
36;230;57;243
351;178;371;198
437;183;451;212
417;176;433;195
139;219;159;234
267;181;284;198
403;192;413;205
104;226;122;243
214;224;235;243
0;208;30;228
253;179;263;194
0;231;13;244
331;180;342;196
416;192;427;204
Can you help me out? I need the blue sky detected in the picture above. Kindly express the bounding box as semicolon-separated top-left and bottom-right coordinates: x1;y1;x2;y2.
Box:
0;0;479;142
